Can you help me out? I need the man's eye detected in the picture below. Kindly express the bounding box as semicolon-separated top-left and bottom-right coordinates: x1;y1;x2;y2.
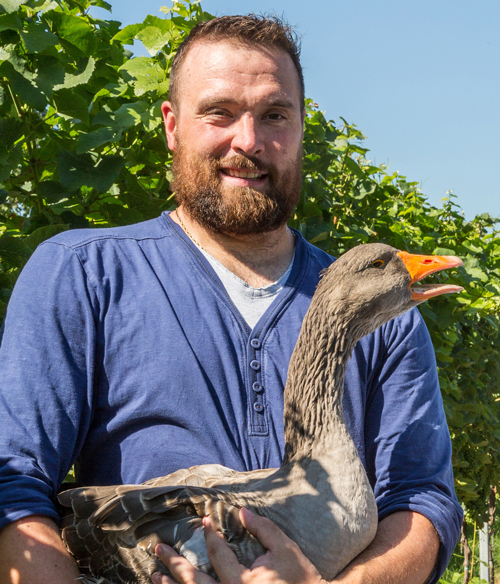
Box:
266;113;285;121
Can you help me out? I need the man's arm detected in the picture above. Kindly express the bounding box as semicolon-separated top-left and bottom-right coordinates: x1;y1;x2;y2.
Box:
153;508;439;584
333;511;439;584
0;243;98;584
0;516;80;584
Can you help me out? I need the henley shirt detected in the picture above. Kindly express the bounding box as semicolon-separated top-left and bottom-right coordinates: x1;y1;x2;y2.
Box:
0;211;462;582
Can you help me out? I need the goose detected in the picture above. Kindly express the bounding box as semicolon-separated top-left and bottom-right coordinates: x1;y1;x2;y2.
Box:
58;243;463;584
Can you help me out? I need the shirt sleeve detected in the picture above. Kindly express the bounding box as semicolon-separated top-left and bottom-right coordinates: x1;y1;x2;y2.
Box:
364;308;463;583
0;241;97;530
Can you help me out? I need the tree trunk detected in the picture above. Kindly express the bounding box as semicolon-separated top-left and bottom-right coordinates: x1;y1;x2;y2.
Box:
489;487;496;584
462;518;471;584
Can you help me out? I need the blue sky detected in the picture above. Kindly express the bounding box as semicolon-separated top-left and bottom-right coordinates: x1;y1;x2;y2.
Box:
91;0;500;221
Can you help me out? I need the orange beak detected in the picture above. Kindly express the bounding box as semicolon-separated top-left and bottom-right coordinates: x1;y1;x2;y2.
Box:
397;251;464;300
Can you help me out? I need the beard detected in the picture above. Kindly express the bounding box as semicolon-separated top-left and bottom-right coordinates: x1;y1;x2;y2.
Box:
171;141;302;235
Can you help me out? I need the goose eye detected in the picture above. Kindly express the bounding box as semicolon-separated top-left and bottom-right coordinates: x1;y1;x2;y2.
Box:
372;259;385;268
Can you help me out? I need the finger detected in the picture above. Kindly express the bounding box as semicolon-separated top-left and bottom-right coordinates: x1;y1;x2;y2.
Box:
155;543;213;584
203;515;246;581
239;508;296;553
152;571;177;584
238;511;323;583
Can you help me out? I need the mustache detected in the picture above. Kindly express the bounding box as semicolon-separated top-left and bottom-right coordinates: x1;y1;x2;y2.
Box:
215;154;270;174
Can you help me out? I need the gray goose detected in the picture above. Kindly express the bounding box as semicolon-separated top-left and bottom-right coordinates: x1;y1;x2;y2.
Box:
58;243;463;584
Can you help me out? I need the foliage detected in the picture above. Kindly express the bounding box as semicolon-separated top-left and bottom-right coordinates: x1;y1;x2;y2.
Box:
1;0;500;574
440;515;499;584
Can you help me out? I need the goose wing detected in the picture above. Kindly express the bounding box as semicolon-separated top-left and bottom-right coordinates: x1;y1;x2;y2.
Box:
58;467;269;584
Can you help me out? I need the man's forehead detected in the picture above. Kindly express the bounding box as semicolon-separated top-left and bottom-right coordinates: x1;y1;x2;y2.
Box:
181;37;285;64
175;39;301;103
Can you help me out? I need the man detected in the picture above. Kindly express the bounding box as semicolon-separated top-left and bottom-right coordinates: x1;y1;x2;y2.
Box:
0;15;461;584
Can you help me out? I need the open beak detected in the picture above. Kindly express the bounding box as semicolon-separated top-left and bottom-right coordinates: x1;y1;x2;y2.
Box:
397;251;464;300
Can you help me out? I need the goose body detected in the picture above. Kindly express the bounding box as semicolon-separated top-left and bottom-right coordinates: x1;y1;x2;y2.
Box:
59;243;462;584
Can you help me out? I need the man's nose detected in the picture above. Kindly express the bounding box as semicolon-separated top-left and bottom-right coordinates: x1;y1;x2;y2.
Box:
231;114;265;157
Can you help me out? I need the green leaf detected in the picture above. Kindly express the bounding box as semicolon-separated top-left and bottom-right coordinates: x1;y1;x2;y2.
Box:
20;22;58;53
25;224;70;251
0;117;24;148
58;150;124;193
141;103;163;131
87;0;112;10
0;142;22;178
0;0;26;14
113;22;145;45
52;89;89;125
118;55;171;95
46;13;96;56
93;82;129;101
0;42;14;62
91;105;114;127
0;12;20;31
35;0;59;13
92;101;150;132
0;143;9;166
136;26;172;56
461;240;482;254
344;156;365;179
35;54;66;95
309;231;328;244
100;202;143;226
121;170;169;219
0;49;65;106
466;267;489;283
134;76;169;97
0;61;48;110
0;234;30;267
119;56;164;80
433;247;457;256
36;180;73;204
114;100;149;128
53;56;95;91
59;210;89;229
76;127;116;153
142;14;175;35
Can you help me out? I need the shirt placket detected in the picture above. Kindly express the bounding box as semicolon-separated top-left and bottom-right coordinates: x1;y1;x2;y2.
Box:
247;336;268;435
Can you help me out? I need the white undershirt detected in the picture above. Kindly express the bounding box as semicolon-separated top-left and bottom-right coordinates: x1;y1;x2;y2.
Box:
199;248;295;329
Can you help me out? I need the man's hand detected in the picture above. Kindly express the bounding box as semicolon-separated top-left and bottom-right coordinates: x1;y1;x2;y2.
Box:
153;509;439;584
152;507;324;584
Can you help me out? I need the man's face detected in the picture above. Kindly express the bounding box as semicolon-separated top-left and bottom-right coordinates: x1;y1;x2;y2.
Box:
162;40;305;235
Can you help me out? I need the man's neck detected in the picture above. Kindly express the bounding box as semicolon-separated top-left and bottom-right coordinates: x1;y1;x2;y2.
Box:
171;207;295;288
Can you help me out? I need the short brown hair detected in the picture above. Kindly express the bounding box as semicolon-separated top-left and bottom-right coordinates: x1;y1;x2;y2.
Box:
168;14;305;112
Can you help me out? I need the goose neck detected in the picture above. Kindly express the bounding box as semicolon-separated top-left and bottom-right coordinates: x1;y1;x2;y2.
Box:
282;302;357;464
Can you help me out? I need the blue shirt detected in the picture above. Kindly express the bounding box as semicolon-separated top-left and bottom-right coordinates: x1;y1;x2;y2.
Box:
0;212;462;581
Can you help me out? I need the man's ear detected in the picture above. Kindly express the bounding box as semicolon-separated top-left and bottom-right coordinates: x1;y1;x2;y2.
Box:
161;101;176;151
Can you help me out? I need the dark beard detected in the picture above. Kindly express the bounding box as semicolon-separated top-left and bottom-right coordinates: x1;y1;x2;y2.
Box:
171;142;302;235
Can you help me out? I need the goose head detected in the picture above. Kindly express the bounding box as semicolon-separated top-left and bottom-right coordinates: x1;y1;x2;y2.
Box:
313;243;463;343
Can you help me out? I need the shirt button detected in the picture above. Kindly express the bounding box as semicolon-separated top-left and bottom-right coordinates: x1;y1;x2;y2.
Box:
254;403;264;412
252;382;263;393
250;360;260;371
250;338;261;349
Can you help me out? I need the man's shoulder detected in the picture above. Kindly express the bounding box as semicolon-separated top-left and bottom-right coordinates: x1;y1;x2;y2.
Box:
41;215;169;251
